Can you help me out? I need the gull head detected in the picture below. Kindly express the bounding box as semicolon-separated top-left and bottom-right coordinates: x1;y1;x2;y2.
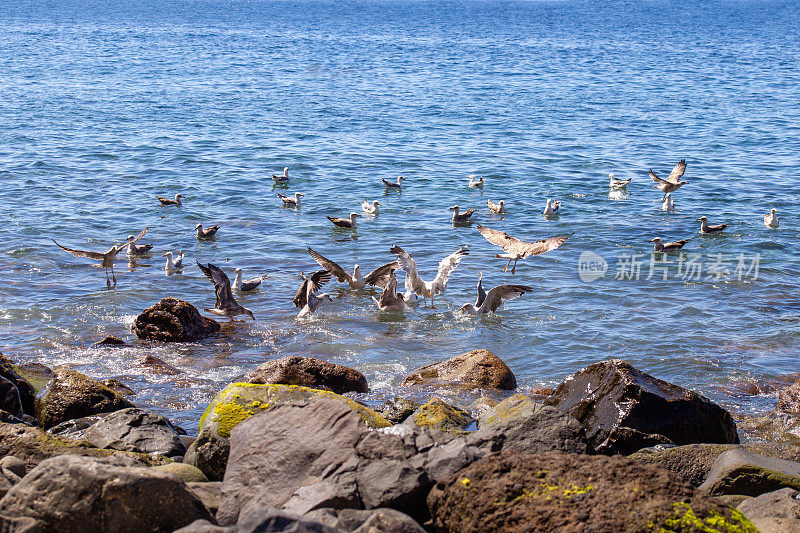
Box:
678;180;688;185
234;268;242;273
697;216;707;221
126;235;135;242
195;223;202;230
770;208;778;214
609;173;615;179
176;194;184;200
296;192;305;197
499;200;505;206
478;271;482;280
374;201;381;206
161;252;173;258
449;205;459;211
244;309;255;320
350;213;361;219
649;237;662;243
458;303;471;313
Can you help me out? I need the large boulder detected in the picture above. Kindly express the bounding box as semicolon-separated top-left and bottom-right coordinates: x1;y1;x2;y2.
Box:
185;383;390;481
34;368;135;429
545;360;739;455
305;508;425;532
474;393;589;454
0;354;36;418
402;398;473;436
737;488;800;528
81;407;185;457
376;397;421;424
132;297;220;342
428;451;758;533
401;349;516;390
175;509;339;533
10;362;53;394
0;455;214;532
699;449;800;496
246;356;368;394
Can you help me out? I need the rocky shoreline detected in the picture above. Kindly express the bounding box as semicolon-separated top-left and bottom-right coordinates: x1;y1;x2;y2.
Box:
0;299;799;532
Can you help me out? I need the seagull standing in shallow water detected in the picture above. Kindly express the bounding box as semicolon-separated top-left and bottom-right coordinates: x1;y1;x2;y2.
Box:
543;198;561;217
197;262;254;319
764;209;779;228
697;216;727;234
362;200;380;215
390;245;468;308
277;192;303;208
52;227;148;287
382;176;405;189
468;175;484;189
650;237;690;252
233;268;268;291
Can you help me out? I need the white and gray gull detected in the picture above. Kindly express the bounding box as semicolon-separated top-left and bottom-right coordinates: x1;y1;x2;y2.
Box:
650;237;690;252
450;205;475;223
326;213;360;228
233;268;268;291
195;223;220;240
487;199;506;214
390;245;468;308
197;262;254;319
293;270;333;318
543;198;561;217
650;159;688;199
162;251;184;272
272;167;289;183
372;271;405;313
459;275;535;314
277;192;303;208
608;173;631;189
52;227;148;287
126;234;153;257
697;216;727;234
477;224;572;274
382;176;405;189
661;192;675;211
308;247;398;290
157;194;184;206
764;208;779;228
362;200;380;215
468;175;484;189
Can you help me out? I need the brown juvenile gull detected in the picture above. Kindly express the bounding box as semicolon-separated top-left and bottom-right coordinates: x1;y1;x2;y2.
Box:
272;167;289;183
326;213;360;228
697;216;728;234
649;237;690;252
308;247;398;290
362;199;380;215
764;208;779;228
293;270;333;318
157;194;184;206
650;159;688;199
477;224;572;274
277;192;303;208
487;199;506;214
52;227;148;287
195;223;220;240
126;234;153;257
372;271;405;313
390;245;468;308
233;268;268;291
197;262;254;320
162;251;184;272
468;175;484;189
382;176;405;189
459;278;535;314
449;205;475;223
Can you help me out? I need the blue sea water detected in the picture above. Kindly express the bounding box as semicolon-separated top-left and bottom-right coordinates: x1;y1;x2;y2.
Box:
1;0;799;433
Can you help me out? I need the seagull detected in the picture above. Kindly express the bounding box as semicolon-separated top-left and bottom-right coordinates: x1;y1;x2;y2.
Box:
326;213;360;228
477;224;572;274
764;208;779;228
468;175;484;189
372;271;405;313
197;262;254;320
272;167;289;183
362;200;380;215
126;235;153;257
162;251;184;272
52;227;148;287
543;199;561;217
195;223;220;240
308;247;398;290
277;192;303;208
661;192;675;211
293;270;333;318
487;199;506;214
390;245;468;308
157;194;184;206
650;237;690;252
459;278;535;314
474;271;486;309
450;205;475;223
650;160;687;200
697;216;728;234
382;176;405;189
233;268;268;291
609;173;631;189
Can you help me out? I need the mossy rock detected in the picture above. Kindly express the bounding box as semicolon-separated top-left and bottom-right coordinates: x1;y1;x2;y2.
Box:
12;363;54;395
404;397;473;436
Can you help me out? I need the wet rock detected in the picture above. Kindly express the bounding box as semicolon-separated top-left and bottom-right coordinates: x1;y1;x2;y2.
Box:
402;398;473;436
153;463;208;483
175;509;339;533
474;393;589;454
0;456;26;479
187;482;222;516
246;356;368;394
467;396;499;417
699;448;800;496
0;353;36;418
185;383;390;481
93;334;127;347
0;455;214;532
100;378;135;396
305;507;425;532
138;354;183;374
10;362;53;395
401;349;516;390
376;397;421;424
736;412;800;444
778;380;800;417
545;359;739;455
428;450;758;533
0;377;23;420
132;297;220;342
81;407;186;457
737;487;800;524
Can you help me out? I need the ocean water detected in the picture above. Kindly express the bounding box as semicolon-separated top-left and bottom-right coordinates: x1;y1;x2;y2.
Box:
1;0;799;433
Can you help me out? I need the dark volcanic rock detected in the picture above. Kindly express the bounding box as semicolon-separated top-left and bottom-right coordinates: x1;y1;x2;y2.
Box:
428;451;757;533
401;349;516;390
246;356;368;394
545;359;739;455
0;377;22;420
82;407;186;457
376;397;421;424
34;368;135;429
132;297;220;342
699;449;800;496
0;455;213;532
175;509;339;533
93;334;127;347
0;353;36;418
305;507;426;532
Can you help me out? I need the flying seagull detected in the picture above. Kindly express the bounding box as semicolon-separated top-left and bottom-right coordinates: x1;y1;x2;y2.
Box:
650;160;687;199
543;198;561;217
468;175;484;189
487;199;506;214
390;245;468;308
326;213;360;228
697;216;728;234
157;194;184;206
650;237;690;252
382;176;405;189
195;223;220;240
372;271;405;313
293;270;333;318
764;208;779;228
272;167;289;183
308;247;398;290
477;224;572;274
450;205;475;223
661;192;675;211
459;278;535;314
277;192;303;208
233;268;268;291
197;262;254;320
126;234;153;257
608;173;631;189
162;251;184;272
52;227;148;286
362;200;380;215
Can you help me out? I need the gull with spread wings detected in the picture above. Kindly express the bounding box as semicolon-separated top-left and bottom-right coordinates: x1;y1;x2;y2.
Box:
293;270;333;318
307;247;398;290
459;274;534;314
197;262;254;320
52;227;148;286
390;245;468;308
372;271;405;313
650;159;688;200
477;224;572;274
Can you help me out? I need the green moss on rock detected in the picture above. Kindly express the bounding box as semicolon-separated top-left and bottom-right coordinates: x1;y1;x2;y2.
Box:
406;397;472;436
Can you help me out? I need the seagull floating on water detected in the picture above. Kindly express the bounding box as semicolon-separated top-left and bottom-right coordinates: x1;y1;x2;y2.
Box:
609;173;631;189
477;224;572;274
162;251;184;272
157;194;184;206
233;268;268;291
697;216;728;234
650;160;687;199
382;176;405;189
543;198;561;217
277;192;303;208
195;223;220;240
197;262;254;320
764;208;779;228
450;205;475;223
126;235;153;257
372;271;405;313
272;167;289;183
326;213;360;228
52;227;148;287
293;270;333;318
390;245;468;308
468;175;484;189
459;274;534;314
661;192;675;211
650;237;690;252
308;247;398;290
362;200;380;215
487;199;506;214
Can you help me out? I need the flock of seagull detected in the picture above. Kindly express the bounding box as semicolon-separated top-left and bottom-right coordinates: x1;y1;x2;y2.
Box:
51;161;782;321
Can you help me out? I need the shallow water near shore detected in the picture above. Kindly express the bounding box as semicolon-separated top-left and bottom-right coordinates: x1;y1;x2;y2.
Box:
1;0;799;433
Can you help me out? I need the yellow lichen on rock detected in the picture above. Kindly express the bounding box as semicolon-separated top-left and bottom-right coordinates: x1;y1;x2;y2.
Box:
658;502;758;533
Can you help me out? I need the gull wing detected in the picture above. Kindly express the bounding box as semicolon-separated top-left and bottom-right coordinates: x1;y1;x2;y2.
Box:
475;275;486;308
308;247;350;283
477;225;528;254
519;233;573;258
308;270;332;295
665;159;687;183
120;227;148;247
52;239;106;261
390;245;424;295
481;284;534;313
649;169;669;185
431;247;468;294
293;274;309;308
377;272;399;307
198;262;234;309
364;261;399;289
